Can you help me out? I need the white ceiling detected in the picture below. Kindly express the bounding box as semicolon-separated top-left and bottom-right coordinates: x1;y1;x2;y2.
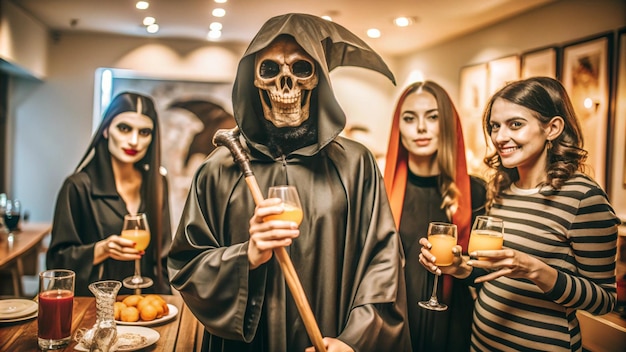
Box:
14;0;556;57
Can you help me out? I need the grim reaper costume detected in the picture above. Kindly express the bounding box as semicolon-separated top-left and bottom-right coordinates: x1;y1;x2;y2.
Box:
167;13;411;351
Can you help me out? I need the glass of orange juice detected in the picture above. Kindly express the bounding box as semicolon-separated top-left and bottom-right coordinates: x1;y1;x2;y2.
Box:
418;222;457;311
264;186;303;225
468;216;504;259
121;213;153;290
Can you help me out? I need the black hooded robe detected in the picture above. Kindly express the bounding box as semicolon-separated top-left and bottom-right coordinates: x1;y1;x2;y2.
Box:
167;13;411;352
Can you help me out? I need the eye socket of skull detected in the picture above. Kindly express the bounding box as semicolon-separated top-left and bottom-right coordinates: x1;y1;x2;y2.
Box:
292;60;313;78
258;59;313;79
259;60;280;78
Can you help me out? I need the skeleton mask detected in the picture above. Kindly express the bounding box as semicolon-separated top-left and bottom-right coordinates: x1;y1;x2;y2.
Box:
254;35;318;127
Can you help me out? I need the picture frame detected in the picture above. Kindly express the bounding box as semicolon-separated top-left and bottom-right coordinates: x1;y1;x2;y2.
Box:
521;46;559;79
561;32;613;189
458;63;489;176
609;28;626;221
487;55;520;96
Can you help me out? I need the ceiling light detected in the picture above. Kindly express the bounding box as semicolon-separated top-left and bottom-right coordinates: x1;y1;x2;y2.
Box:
214;0;227;3
212;8;226;17
394;17;415;27
146;23;159;33
207;30;222;40
209;22;223;31
136;1;149;10
321;15;332;21
367;28;381;39
143;17;156;26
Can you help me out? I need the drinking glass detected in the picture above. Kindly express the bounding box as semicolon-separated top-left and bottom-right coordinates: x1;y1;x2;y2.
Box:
4;199;21;234
38;269;75;350
121;213;153;289
263;186;303;225
467;215;504;259
418;222;457;311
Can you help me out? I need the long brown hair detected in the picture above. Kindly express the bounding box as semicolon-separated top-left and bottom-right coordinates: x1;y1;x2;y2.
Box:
482;77;588;208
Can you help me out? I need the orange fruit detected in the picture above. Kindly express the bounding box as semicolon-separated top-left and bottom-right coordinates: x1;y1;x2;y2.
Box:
149;300;165;318
161;301;170;316
122;295;144;307
139;303;158;321
114;302;127;320
144;294;166;304
136;297;152;312
120;306;139;322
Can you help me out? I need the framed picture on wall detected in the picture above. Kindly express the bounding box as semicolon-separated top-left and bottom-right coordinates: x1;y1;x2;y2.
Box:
521;46;558;79
459;63;489;176
561;32;613;189
487;55;520;96
609;27;626;221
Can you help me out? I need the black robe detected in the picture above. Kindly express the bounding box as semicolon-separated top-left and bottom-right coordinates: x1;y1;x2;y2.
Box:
47;149;172;297
167;13;411;352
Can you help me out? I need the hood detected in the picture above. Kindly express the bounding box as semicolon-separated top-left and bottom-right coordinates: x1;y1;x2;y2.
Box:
232;13;395;157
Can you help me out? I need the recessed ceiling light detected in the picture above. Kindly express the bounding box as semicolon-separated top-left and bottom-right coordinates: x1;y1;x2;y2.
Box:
394;17;414;27
212;8;226;17
209;22;223;31
207;30;222;40
143;16;156;26
136;1;149;10
146;23;159;33
367;28;381;39
321;15;332;21
214;0;227;3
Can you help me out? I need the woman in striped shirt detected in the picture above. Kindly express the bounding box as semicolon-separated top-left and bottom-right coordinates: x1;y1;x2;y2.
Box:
419;76;620;351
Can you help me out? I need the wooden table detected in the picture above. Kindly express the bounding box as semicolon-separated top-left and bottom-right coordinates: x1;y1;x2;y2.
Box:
0;223;51;297
0;294;203;351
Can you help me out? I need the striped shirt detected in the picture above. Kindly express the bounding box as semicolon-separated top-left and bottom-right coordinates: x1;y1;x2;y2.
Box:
467;173;619;351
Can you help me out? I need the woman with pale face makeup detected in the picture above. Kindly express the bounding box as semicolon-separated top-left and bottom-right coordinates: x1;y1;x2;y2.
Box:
419;77;620;351
47;92;172;296
385;80;487;351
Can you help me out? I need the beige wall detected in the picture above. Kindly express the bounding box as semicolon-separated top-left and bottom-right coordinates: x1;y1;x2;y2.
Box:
5;0;626;222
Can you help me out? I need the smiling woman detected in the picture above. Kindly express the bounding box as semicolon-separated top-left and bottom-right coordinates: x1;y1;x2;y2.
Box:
45;92;173;296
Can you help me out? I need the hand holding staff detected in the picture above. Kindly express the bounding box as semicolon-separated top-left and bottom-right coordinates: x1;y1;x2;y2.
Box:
213;127;326;352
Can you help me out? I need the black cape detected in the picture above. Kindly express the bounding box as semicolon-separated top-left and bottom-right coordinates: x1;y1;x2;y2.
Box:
167;13;411;352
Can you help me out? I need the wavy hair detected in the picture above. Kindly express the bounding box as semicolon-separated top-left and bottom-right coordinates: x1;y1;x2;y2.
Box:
482;77;588;208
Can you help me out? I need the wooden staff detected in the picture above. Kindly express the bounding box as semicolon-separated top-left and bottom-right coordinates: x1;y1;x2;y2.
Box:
213;127;326;352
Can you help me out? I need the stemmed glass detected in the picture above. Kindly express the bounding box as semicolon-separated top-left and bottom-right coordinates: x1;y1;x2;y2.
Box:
121;213;153;289
4;199;22;236
418;222;458;311
264;186;303;225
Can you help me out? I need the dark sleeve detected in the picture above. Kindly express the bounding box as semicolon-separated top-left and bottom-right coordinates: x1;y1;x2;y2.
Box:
157;175;173;293
166;163;265;342
46;175;100;288
470;175;487;220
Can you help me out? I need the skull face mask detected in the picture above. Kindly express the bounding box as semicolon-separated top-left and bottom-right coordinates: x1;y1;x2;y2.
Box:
254;35;318;128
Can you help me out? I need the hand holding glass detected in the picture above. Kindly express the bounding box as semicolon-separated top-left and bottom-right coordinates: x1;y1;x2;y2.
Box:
121;213;153;289
38;269;75;350
468;216;504;259
419;222;457;311
263;186;303;225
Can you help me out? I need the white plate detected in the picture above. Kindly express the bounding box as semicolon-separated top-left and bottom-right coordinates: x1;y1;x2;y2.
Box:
74;326;159;352
115;304;178;326
0;299;38;319
0;310;38;323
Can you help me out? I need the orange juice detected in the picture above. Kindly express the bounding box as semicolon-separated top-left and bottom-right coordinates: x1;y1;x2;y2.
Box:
468;230;503;257
121;229;151;251
263;204;303;225
428;234;457;266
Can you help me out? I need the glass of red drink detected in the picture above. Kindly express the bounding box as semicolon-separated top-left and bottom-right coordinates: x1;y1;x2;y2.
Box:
38;269;75;350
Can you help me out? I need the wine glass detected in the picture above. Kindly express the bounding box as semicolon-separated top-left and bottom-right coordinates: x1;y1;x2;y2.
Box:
467;216;504;259
121;213;153;289
4;199;22;235
264;186;303;225
418;222;458;311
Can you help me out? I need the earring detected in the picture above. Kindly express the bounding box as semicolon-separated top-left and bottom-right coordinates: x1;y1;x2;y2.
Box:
546;140;552;150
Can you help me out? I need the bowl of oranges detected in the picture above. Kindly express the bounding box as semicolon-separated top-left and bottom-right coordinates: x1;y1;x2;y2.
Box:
114;294;177;326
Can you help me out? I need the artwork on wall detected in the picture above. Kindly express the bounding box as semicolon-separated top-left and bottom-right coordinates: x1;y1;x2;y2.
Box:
95;69;236;229
521;47;558;79
459;63;489;176
561;33;613;189
610;28;626;221
487;55;520;96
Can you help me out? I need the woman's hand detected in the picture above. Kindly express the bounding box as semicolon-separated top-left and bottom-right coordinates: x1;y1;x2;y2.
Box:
247;197;300;270
304;337;354;352
467;248;557;291
93;235;141;264
418;237;472;279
